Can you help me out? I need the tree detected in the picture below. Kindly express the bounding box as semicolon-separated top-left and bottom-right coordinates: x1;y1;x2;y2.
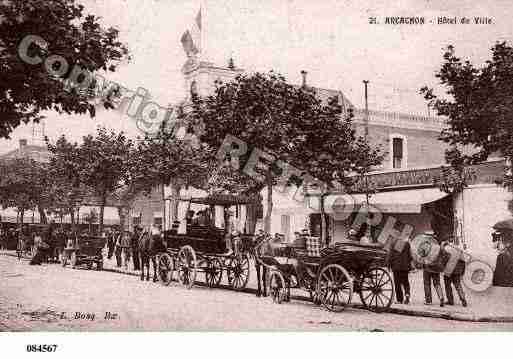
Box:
0;0;129;138
46;135;87;228
421;42;513;205
128;121;214;224
0;157;46;227
189;72;384;232
76;127;133;233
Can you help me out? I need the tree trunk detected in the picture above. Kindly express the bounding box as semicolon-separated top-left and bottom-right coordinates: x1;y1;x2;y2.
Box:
117;206;126;232
246;202;258;235
99;194;106;235
70;209;76;232
19;208;24;231
171;184;181;222
320;196;326;245
38;205;47;224
264;175;273;233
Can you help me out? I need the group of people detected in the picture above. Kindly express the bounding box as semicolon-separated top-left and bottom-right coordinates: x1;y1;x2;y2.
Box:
386;234;468;307
387;226;513;307
104;225;156;271
0;224;69;265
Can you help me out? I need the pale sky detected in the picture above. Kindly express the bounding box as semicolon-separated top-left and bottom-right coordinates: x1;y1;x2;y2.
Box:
1;0;512;153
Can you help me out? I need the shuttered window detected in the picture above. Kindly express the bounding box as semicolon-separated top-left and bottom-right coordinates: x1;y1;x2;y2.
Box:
392;137;404;168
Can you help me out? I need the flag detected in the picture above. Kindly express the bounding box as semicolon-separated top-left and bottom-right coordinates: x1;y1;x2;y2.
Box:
196;9;202;30
181;9;202;57
181;30;199;57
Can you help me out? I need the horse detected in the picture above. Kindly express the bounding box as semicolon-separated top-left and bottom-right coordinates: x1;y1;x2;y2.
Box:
138;228;168;282
251;232;273;297
252;233;296;301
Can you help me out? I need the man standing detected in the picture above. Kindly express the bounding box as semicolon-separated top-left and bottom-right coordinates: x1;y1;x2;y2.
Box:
131;226;142;271
119;230;131;271
387;238;413;304
422;235;446;307
492;220;513;287
442;242;468;306
114;229;123;268
107;228;116;260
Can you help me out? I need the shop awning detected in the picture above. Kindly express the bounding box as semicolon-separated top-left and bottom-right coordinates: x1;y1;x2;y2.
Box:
324;188;448;214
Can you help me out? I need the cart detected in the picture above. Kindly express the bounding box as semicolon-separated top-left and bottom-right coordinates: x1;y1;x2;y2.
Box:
62;234;106;270
157;194;257;290
257;192;394;313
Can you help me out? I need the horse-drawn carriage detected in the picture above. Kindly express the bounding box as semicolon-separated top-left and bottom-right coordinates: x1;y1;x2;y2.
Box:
157;194;257;290
258;240;394;312
62;234;106;270
256;192;394;312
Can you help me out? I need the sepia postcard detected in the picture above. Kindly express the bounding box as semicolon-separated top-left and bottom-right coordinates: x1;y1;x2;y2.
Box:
1;0;513;356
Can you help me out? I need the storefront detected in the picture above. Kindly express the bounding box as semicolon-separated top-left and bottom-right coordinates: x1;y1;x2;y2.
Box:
268;159;510;262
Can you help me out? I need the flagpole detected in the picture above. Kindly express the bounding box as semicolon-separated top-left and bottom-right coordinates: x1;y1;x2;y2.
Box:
200;0;205;62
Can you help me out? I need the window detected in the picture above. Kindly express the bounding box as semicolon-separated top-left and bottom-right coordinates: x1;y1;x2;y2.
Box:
390;134;407;169
393;138;403;168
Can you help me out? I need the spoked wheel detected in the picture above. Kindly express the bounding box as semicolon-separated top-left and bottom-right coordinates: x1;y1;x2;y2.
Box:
205;257;223;288
268;271;287;304
158;253;174;286
317;264;353;312
227;254;250;290
177;245;197;289
359;267;394;312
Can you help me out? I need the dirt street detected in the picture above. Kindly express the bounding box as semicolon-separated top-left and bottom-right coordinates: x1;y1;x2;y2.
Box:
1;255;512;331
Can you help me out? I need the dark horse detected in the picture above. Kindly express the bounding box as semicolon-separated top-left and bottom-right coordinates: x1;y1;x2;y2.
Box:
252;233;295;301
252;233;272;297
138;231;166;282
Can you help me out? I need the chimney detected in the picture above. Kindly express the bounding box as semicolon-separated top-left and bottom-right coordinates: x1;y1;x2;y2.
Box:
19;139;28;149
301;70;307;88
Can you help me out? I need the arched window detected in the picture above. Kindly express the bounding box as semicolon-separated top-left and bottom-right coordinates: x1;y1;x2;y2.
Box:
389;134;407;169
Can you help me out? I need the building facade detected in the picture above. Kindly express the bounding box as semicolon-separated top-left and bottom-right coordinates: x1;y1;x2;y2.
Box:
132;52;510;266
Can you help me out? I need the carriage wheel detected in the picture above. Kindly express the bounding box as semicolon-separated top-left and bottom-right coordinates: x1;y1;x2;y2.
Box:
158;253;174;286
177;246;197;289
70;252;77;268
228;254;250;290
268;271;287;304
316;264;353;312
205;258;223;288
359;267;394;312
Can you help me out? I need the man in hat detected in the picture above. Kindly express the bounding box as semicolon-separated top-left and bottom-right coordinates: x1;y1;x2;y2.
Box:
492;220;513;287
131;226;143;271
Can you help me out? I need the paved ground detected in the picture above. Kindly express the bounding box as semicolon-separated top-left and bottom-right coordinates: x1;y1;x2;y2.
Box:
99;249;513;321
1;254;513;331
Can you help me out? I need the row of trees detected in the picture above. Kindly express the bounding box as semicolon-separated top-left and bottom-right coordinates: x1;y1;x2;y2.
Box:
0;71;385;234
